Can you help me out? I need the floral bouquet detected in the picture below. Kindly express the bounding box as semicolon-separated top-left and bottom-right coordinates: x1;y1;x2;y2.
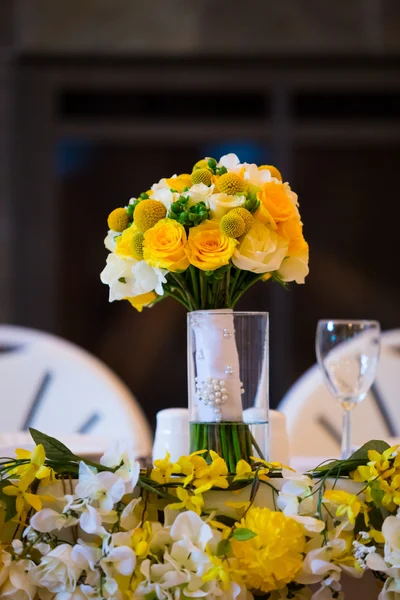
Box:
100;154;309;468
0;431;399;599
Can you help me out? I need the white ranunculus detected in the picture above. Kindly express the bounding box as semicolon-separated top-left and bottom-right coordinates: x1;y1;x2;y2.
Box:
100;440;140;494
207;192;246;219
31;508;79;533
186;183;215;206
104;230;119;252
278;253;309;284
75;462;125;512
31;544;82;594
232;220;288;274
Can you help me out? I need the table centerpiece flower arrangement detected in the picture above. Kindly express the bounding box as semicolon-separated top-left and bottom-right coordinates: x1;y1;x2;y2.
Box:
100;154;309;466
0;431;399;599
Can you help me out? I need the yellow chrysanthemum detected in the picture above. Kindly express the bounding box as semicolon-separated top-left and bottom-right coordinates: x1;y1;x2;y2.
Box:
125;292;156;312
143;219;189;272
228;207;253;235
231;507;305;593
217;172;245;196
184;220;237;271
259;164;283;181
134;200;167;232
191;168;212;186
220;212;245;238
107;208;129;232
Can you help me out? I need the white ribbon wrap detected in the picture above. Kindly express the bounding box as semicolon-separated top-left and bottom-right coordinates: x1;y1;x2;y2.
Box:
190;310;243;423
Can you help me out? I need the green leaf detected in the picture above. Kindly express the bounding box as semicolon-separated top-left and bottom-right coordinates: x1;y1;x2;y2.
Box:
29;428;77;462
216;539;232;556
348;440;390;462
0;480;17;522
232;528;257;541
144;593;158;600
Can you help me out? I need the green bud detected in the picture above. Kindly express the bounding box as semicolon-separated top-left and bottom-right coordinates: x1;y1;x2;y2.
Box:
217;166;228;175
140;192;149;199
171;202;181;214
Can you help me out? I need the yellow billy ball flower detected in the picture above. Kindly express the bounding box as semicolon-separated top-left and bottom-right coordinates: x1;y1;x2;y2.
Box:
144;219;189;272
259;164;283;181
220;213;245;238
134;200;167;232
107;207;129;232
184;220;237;271
217;172;245;196
193;158;210;170
229;207;253;235
130;231;145;260
231;507;305;593
191;168;212;186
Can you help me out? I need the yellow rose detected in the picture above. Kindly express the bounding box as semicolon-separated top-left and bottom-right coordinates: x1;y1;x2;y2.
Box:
125;291;156;312
232;220;287;274
143;219;189;272
115;225;137;259
184;220;237;271
165;174;192;193
257;181;295;224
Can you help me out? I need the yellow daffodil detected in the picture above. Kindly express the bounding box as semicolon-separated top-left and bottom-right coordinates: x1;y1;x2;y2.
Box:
193;451;229;494
168;487;204;515
3;483;43;519
150;451;181;485
11;445;52;491
324;490;366;525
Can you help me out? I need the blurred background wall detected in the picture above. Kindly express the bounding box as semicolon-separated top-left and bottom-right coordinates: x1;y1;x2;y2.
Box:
1;0;400;428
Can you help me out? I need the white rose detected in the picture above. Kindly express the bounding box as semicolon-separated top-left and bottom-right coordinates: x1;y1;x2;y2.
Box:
207;193;246;219
232;220;288;274
186;183;214;207
31;544;82;594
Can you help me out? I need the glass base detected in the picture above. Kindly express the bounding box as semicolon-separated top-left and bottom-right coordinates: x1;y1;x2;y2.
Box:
190;421;267;473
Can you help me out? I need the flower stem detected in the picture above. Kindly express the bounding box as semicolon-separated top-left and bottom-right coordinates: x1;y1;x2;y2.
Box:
189;266;200;310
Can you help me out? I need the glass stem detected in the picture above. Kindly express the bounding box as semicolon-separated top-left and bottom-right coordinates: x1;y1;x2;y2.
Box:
341;409;351;459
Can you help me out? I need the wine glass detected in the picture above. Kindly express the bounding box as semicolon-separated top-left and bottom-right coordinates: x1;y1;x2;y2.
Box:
316;320;381;459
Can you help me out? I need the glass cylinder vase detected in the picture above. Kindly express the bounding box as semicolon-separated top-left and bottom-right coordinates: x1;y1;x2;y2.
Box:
188;310;269;472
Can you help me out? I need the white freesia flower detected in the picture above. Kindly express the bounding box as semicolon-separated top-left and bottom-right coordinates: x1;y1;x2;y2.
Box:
79;505;106;536
296;539;345;586
0;557;37;600
131;260;167;296
71;543;102;573
120;498;143;531
104;230;119;252
218;153;242;171
100;255;167;302
291;515;325;535
31;544;82;593
75;462;125;512
100;546;136;578
208;192;246;219
31;508;79;533
278;469;314;516
100;440;140;494
232;220;288;274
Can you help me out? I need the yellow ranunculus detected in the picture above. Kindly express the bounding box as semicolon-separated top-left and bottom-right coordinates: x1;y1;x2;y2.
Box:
115;225;137;259
125;291;156;312
257;181;296;224
232;220;288;274
143;219;189;272
165;174;192;193
184;220;237;271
